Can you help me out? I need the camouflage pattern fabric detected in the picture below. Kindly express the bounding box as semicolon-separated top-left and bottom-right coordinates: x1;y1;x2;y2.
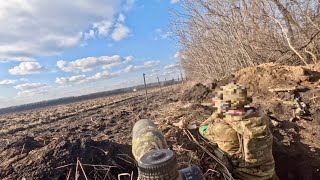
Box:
225;110;275;180
200;112;224;127
200;118;240;155
201;110;275;180
200;82;276;180
132;119;168;161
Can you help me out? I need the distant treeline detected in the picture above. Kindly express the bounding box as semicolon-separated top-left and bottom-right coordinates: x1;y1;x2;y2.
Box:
0;80;179;114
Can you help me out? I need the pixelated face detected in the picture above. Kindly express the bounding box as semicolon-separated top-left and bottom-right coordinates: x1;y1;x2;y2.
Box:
211;97;219;106
212;97;223;113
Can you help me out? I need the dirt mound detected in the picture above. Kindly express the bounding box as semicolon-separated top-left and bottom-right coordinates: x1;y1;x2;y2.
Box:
235;63;320;98
181;83;211;102
233;63;320;120
232;63;320;179
1;137;135;179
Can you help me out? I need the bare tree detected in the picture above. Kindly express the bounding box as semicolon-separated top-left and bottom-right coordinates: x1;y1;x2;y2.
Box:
171;0;320;81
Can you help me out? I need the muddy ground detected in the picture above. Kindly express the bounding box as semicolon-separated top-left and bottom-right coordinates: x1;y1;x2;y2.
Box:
1;64;320;180
0;87;209;180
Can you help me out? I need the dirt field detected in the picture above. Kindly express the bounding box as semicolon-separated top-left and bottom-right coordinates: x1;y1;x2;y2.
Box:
1;63;320;180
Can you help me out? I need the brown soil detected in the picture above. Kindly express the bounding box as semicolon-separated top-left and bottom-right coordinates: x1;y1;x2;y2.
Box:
1;63;320;180
181;83;211;103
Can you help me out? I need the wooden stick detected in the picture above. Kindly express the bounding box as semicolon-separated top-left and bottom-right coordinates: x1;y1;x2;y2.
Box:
75;158;79;180
66;168;72;180
185;130;234;180
20;143;25;155
269;86;307;92
77;159;88;180
269;87;297;92
311;96;320;100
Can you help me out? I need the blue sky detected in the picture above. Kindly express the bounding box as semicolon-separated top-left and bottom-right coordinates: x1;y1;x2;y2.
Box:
0;0;183;108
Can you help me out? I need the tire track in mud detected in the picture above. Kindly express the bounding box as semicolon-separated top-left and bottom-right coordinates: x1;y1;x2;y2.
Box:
0;91;155;159
0;87;177;179
0;93;146;138
0;90;162;179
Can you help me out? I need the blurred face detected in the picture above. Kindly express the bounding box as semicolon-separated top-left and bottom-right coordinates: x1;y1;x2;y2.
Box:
212;97;223;113
211;97;218;106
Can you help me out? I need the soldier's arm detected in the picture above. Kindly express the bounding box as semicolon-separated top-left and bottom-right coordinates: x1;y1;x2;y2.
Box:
201;112;222;126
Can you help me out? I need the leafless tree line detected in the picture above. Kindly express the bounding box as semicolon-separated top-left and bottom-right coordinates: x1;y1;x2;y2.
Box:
171;0;320;81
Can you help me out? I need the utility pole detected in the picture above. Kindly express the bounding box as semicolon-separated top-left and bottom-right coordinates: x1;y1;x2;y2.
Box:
157;76;162;93
143;73;148;104
180;71;184;82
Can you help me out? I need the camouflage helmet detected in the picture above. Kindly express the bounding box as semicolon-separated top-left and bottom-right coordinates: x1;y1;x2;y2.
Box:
215;82;250;110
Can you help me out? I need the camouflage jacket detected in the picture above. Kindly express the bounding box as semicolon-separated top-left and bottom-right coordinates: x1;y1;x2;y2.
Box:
204;110;275;180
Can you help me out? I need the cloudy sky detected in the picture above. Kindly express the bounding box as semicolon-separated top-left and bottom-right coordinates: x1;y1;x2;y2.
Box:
0;0;183;108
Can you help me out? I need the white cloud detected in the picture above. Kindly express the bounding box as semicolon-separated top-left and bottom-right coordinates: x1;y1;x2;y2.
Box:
111;13;130;41
55;75;86;85
122;60;160;73
123;0;135;11
148;64;181;78
9;62;45;75
57;60;161;85
0;57;36;63
163;64;181;76
57;55;133;73
14;83;47;91
154;28;171;40
164;63;180;70
174;51;180;59
55;69;124;85
161;32;172;39
144;60;161;67
174;51;185;60
19;78;29;82
0;1;120;61
92;20;113;36
170;0;180;4
123;56;134;63
85;71;118;82
0;79;17;85
112;23;130;41
16;88;48;97
118;13;126;23
84;30;95;40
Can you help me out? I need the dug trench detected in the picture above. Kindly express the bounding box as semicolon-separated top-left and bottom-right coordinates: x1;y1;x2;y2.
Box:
1;64;320;180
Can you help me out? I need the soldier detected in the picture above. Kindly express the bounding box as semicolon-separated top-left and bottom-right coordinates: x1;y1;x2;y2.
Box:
199;82;278;180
